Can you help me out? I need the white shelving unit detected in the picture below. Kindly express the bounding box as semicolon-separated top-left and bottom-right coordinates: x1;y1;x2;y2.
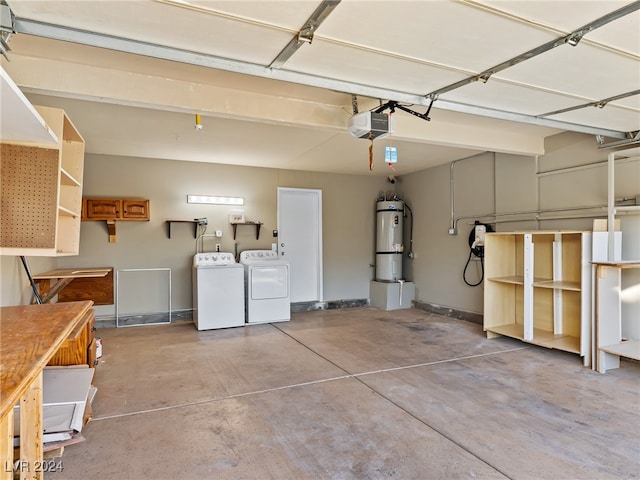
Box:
593;146;640;373
606;147;640;259
593;261;640;373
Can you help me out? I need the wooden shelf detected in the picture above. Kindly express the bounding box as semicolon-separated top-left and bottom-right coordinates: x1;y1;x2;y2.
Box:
592;260;640;269
165;220;199;239
485;323;524;339
60;168;81;186
34;267;113;305
0;66;58;145
485;323;580;353
540;335;581;354
600;340;640;361
488;276;525;285
533;280;581;291
231;221;263;240
486;324;556;343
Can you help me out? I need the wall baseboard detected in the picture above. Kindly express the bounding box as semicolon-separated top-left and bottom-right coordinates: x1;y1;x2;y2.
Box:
413;301;483;325
97;300;480;328
97;301;481;329
291;299;369;312
96;300;370;328
95;309;192;329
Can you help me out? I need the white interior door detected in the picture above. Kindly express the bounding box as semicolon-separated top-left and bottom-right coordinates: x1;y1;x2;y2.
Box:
277;188;322;303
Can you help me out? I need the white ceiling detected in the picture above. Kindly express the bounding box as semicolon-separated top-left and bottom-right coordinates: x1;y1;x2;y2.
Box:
1;0;639;176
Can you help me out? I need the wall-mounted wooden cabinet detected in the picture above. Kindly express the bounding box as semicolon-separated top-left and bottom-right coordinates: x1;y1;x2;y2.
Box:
0;106;85;256
82;198;150;221
82;198;150;242
483;231;596;366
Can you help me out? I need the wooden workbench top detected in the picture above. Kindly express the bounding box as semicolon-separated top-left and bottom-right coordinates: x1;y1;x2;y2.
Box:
0;301;93;420
32;268;111;280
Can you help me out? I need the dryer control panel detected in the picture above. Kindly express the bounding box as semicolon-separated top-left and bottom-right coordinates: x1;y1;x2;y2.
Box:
239;250;279;264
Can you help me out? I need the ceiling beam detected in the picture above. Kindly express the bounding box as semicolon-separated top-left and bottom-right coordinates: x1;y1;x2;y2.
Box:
5;54;554;156
10;16;629;139
426;1;640;98
540;89;640;118
269;0;341;69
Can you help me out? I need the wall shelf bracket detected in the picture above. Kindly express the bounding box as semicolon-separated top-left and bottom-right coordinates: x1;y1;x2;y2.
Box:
165;220;199;239
231;222;263;240
106;220;116;243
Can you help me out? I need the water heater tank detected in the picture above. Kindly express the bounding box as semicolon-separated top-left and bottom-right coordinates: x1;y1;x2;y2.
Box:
375;201;404;281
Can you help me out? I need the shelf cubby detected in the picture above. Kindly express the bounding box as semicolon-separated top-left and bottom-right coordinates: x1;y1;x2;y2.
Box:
1;107;84;256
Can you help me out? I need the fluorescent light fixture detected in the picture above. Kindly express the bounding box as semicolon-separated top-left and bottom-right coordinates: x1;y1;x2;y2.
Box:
187;195;244;205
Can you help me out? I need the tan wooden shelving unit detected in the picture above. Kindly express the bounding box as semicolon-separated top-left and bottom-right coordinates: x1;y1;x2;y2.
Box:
0;106;85;256
483;231;595;366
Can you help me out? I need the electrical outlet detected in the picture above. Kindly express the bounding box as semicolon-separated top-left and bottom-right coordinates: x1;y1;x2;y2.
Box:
215;230;223;238
448;228;457;235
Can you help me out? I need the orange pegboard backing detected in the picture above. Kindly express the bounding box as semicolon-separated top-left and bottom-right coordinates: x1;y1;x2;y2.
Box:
1;144;58;248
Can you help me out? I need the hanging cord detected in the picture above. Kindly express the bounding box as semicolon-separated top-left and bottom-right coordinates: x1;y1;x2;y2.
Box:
368;136;374;171
195;223;208;254
20;256;43;304
463;250;484;287
404;202;414;259
463;223;492;287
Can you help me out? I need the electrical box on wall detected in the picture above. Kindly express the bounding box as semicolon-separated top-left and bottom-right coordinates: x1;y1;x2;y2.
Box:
473;224;486;248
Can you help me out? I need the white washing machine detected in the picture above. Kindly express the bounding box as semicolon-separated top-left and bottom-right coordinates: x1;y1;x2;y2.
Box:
192;252;245;330
239;250;290;324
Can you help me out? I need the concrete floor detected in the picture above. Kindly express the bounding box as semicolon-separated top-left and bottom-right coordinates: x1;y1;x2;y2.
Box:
49;307;639;479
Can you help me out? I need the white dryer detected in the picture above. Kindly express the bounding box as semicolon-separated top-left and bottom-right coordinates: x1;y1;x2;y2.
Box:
239;250;290;324
192;252;245;330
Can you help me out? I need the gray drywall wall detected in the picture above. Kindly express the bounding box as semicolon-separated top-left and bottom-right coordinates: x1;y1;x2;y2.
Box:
398;151;497;313
0;255;56;306
40;154;388;316
399;132;639;338
2;131;638;336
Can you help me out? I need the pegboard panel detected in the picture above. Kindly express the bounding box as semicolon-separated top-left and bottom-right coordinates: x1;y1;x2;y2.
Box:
1;144;58;248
